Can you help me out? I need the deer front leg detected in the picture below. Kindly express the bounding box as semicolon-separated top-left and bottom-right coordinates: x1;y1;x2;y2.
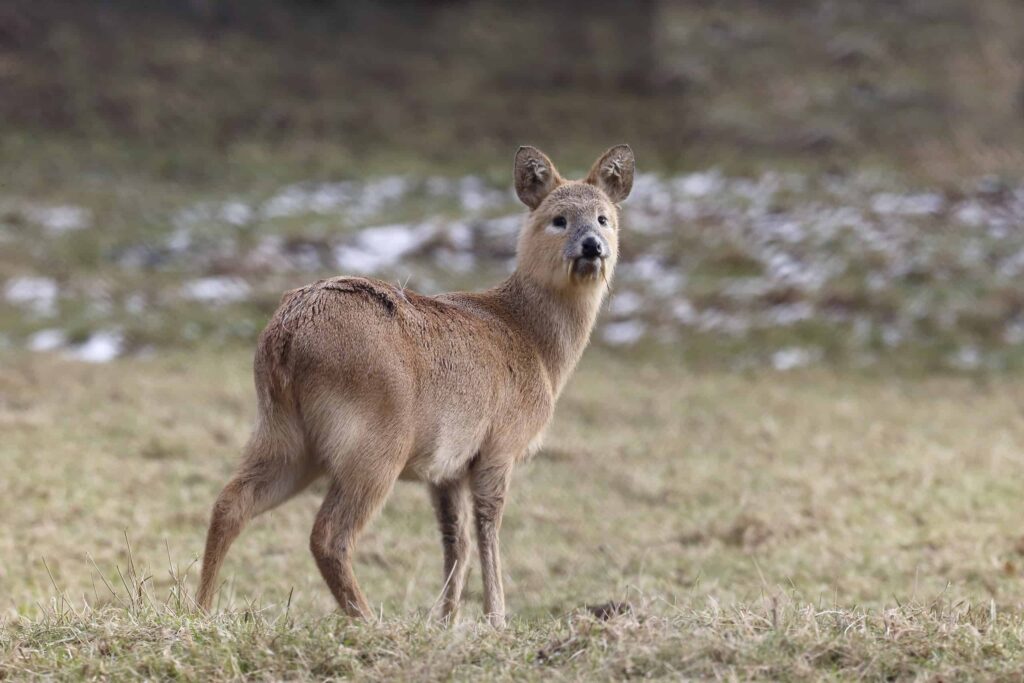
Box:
470;461;513;628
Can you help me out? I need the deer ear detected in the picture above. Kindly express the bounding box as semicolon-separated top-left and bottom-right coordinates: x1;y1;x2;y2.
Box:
586;144;634;203
514;146;562;209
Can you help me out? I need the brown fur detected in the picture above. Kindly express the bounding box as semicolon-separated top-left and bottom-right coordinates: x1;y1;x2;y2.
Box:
196;145;635;627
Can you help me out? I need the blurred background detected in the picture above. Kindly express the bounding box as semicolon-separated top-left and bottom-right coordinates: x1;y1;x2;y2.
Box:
2;0;1024;371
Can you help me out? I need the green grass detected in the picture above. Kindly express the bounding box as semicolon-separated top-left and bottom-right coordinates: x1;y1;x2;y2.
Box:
5;350;1024;678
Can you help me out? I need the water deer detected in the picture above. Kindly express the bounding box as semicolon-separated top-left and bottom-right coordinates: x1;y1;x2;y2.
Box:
196;144;635;627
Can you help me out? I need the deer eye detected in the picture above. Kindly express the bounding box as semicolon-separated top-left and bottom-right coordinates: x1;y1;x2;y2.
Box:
552;216;567;229
598;215;608;226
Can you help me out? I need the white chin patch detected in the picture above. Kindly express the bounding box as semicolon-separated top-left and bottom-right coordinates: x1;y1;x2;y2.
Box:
570;258;602;282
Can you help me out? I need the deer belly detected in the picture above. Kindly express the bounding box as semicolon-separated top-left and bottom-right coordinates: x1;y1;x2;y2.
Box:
401;416;490;484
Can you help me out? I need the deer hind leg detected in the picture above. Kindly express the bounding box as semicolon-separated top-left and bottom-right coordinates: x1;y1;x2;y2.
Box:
197;423;314;612
470;460;513;628
309;445;402;619
429;477;472;624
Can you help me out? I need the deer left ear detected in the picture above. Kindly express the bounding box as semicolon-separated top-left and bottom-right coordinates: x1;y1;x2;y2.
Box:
585;144;634;203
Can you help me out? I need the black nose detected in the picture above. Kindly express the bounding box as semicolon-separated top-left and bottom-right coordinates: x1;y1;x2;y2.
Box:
580;236;603;259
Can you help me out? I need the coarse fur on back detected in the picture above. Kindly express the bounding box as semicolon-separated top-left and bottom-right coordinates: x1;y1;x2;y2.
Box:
196;144;635;627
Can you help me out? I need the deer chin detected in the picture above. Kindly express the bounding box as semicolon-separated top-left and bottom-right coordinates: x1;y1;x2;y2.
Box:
568;256;603;284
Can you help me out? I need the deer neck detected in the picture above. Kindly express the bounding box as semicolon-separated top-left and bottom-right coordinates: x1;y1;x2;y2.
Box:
497;270;606;396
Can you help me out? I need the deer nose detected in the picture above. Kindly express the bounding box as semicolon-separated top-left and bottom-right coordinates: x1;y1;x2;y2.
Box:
580;235;604;259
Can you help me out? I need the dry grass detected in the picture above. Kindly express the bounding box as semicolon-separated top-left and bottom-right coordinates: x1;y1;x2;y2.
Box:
5;349;1024;678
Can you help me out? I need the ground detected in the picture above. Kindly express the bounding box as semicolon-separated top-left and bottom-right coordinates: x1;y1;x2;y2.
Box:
4;350;1024;679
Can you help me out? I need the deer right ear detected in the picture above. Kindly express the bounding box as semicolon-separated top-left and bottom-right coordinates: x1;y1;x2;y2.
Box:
514;146;562;210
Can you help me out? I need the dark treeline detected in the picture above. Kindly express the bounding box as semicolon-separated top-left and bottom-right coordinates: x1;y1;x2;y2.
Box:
1;0;1021;178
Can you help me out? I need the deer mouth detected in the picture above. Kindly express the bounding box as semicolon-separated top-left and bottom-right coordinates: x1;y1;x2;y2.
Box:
569;256;603;282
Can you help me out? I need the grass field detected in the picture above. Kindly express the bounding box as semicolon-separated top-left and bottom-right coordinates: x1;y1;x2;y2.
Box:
5;349;1024;679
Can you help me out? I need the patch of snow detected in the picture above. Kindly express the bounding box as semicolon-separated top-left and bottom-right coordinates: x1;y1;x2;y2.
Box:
167;227;193;253
245;235;296;272
998;248;1024;280
881;325;903;347
602;320;646;345
608;291;644;317
446;222;474;250
696;310;751;336
309;183;355;214
67;330;123;363
219;201;253;226
671;298;696;324
347;176;412;221
334;222;436;274
954;200;988;228
333;246;387;274
4;276;58;316
866;271;888;291
26;205;91;234
456;176;502;213
722;278;773;301
125;293;147;314
949;345;982;370
259;182;356;219
871;192;944;216
619;256;684;295
771;346;820;371
637;174;673;208
28;328;66;352
262;185;310;219
674;170;723;197
1005;320;1024;345
181;277;251;304
763;302;814;326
